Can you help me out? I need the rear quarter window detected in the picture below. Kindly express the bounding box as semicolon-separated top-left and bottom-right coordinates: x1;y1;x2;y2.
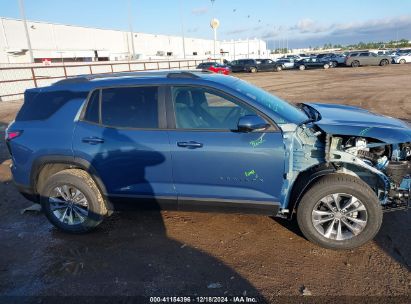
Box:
16;90;87;121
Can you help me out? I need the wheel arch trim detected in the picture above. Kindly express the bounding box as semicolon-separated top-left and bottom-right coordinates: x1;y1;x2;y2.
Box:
287;166;336;219
30;155;109;198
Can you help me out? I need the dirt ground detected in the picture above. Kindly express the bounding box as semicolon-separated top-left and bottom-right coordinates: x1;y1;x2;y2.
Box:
0;65;410;302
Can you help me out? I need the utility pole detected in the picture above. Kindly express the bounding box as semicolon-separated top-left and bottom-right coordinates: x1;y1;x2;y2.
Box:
179;0;186;59
18;0;34;63
233;40;236;60
128;0;136;60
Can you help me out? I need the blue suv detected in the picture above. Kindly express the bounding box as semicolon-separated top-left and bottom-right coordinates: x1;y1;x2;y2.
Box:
6;71;411;249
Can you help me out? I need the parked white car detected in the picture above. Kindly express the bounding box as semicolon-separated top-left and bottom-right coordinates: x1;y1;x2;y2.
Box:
392;53;411;64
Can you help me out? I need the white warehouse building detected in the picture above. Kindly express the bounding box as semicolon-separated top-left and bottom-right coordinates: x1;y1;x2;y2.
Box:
0;17;268;64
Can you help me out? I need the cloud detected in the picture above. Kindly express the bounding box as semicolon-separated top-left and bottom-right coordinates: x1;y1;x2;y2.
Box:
331;15;411;37
267;15;411;48
289;18;329;34
192;7;208;16
225;27;250;35
187;27;199;33
222;14;411;48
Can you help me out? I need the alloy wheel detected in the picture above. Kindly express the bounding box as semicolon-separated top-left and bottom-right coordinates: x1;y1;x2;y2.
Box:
311;193;368;241
49;185;89;225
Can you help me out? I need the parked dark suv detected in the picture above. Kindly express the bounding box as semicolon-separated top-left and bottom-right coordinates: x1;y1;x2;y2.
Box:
229;59;282;73
6;71;411;249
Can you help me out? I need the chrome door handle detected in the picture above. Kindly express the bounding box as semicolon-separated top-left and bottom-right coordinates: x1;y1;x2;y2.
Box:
177;141;203;149
82;137;104;145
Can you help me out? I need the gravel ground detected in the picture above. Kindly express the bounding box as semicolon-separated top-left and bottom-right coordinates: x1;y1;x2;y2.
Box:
0;64;410;302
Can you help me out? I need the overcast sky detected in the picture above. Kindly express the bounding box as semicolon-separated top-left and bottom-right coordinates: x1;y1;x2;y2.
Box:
1;0;410;48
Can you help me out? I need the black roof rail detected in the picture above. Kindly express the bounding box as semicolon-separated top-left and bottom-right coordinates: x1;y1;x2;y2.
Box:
53;76;91;85
53;70;210;86
167;71;202;78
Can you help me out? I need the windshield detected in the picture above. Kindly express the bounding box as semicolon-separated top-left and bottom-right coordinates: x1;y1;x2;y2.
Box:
233;79;308;124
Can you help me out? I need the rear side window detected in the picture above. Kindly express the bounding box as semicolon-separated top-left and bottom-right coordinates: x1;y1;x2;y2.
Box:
16;90;87;121
101;86;159;128
83;90;100;123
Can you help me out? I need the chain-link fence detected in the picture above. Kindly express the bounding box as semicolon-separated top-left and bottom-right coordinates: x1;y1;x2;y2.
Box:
0;59;208;101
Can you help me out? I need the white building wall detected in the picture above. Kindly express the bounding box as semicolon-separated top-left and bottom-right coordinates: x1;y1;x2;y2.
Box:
0;17;268;63
220;39;268;60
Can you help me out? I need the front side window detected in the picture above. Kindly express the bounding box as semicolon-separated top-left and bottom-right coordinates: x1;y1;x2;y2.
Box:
172;87;258;130
101;86;159;128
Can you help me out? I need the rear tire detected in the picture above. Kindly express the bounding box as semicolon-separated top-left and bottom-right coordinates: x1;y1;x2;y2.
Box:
323;63;330;69
351;60;360;68
399;59;406;64
250;67;257;73
380;59;389;66
40;169;107;233
275;65;282;72
299;65;306;70
297;174;383;250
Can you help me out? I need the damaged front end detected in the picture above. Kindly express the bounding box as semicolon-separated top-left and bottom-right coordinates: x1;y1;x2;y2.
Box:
279;102;411;217
327;136;411;211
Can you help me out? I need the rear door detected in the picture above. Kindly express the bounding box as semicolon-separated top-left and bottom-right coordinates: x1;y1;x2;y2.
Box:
72;86;176;208
359;52;370;65
166;85;285;213
369;52;379;65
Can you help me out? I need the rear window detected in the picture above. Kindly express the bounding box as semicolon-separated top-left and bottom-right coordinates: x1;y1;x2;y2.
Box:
16;90;87;121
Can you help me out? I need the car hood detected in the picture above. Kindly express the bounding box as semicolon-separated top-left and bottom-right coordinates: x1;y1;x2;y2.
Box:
304;102;411;143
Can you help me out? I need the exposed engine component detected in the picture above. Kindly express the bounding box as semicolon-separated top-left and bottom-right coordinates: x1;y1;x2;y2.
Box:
328;135;411;211
385;161;410;185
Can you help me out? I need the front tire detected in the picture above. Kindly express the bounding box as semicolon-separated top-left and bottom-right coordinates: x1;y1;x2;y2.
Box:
275;65;282;72
399;59;406;64
323;63;330;69
249;67;257;73
299;65;306;70
40;169;107;233
297;174;383;250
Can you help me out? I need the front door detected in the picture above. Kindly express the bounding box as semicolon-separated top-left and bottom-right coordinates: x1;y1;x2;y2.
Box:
167;86;285;213
73;86;176;209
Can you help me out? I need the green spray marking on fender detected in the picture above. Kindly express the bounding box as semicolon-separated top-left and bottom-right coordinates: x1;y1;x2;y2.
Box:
244;169;256;177
249;134;266;148
359;127;373;136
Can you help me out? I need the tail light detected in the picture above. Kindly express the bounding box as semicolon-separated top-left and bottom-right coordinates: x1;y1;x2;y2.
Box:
5;130;23;141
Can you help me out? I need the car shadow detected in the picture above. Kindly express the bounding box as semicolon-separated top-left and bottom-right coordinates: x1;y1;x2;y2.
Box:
271;207;411;271
28;127;267;299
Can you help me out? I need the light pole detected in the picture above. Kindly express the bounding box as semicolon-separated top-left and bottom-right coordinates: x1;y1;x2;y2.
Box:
128;0;136;60
18;0;34;63
210;18;219;59
179;0;186;59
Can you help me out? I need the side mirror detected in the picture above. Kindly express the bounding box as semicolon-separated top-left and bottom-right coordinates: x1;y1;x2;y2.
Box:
237;115;270;132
